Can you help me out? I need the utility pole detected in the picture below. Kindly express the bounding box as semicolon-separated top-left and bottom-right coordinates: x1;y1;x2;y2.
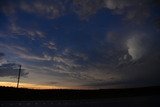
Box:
17;65;21;88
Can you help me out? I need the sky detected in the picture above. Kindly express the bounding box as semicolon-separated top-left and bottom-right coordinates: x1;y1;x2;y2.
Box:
0;0;160;89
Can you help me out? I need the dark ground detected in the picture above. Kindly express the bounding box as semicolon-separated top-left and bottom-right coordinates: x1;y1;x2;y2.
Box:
0;95;160;107
0;86;160;107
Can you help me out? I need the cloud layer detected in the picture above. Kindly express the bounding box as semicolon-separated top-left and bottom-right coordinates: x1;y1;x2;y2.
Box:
0;53;28;77
0;0;160;88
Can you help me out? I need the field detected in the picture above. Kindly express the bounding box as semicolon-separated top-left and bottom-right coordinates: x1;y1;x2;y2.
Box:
0;86;160;106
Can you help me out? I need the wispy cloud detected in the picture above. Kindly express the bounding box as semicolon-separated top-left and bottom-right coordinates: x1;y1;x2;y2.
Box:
51;49;86;74
104;0;131;10
21;0;66;19
73;0;151;22
0;44;52;61
19;53;52;61
1;0;66;19
104;0;151;23
9;22;45;40
72;0;103;20
0;0;159;88
0;0;152;23
43;41;57;50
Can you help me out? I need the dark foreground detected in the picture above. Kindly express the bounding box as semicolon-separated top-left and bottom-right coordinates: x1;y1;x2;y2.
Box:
0;86;160;107
0;95;160;107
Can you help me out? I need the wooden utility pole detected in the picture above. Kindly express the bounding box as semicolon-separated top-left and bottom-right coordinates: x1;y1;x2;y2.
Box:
17;65;21;88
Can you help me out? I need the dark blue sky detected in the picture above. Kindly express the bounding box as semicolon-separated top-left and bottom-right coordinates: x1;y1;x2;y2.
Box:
0;0;160;89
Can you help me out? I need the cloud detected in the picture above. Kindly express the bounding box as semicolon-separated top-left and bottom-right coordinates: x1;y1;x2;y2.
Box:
0;44;52;62
19;54;52;61
0;7;45;40
0;53;5;58
1;44;87;82
126;34;149;60
106;31;125;48
0;0;16;16
9;22;45;40
80;66;119;82
20;0;66;19
72;0;151;23
26;48;88;80
104;0;131;10
0;0;159;88
106;31;152;61
0;0;66;19
118;52;160;86
72;31;159;88
127;36;145;60
17;52;53;62
49;47;122;84
0;0;152;23
44;81;58;85
72;0;103;20
0;52;28;77
104;0;151;23
0;63;28;77
0;44;28;56
0;52;7;65
43;41;57;50
52;52;84;73
81;51;160;88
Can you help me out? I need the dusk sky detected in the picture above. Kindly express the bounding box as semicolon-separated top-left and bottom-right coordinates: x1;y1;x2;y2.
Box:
0;0;160;89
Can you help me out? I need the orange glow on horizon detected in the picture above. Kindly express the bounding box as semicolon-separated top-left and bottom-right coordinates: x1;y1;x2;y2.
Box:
0;82;67;89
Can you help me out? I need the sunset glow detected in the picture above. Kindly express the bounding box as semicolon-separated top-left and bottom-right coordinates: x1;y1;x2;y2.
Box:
0;82;67;89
